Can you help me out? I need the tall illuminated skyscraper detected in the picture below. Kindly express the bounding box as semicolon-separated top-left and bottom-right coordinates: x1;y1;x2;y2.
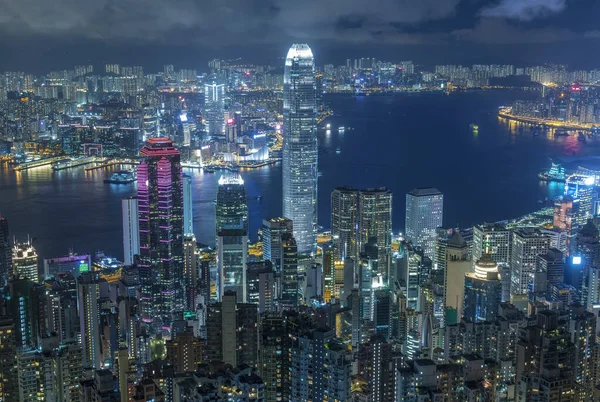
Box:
12;240;38;283
204;77;225;135
183;174;193;235
405;188;444;260
331;187;359;262
137;137;184;322
121;197;139;266
358;188;392;279
0;215;11;286
216;175;248;235
282;44;318;255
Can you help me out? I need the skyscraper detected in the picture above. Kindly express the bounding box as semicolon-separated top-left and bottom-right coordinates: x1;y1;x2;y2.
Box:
204;77;225;135
262;217;293;266
358;188;392;279
472;223;511;267
137;137;184;321
122;197;140;266
405;188;444;260
510;228;550;296
12;240;38;283
282;44;318;255
183;174;193;235
331;187;359;261
0;215;11;287
464;253;502;322
217;229;248;303
280;233;299;307
215;175;248;235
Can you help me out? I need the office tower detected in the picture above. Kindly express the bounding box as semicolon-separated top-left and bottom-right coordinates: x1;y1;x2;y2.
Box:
305;263;323;302
259;315;285;401
206;292;258;368
7;277;40;349
434;227;453;272
510;228;550;296
574;221;600;305
262;217;293;266
357;335;400;402
281;233;299;307
282;43;318;255
402;243;425;310
78;273;106;372
472;223;511;266
137;137;184;321
374;289;393;340
443;231;471;324
216;175;248;236
217;229;247;303
0;315;17;401
537;248;564;287
12;240;38;283
358;188;392;279
183;234;198;310
43;251;91;279
405;188;443;260
331;186;359;261
246;261;275;313
204;77;225;135
165;328;203;372
0;215;10;287
183;174;193;235
464;253;502;322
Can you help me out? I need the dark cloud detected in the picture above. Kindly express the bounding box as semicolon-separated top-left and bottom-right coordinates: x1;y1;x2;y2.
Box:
479;0;567;21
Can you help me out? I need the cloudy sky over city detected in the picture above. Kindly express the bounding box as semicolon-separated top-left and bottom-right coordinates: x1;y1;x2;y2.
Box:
0;0;598;69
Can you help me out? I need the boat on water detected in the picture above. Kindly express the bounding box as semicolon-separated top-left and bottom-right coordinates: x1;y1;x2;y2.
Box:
326;123;331;129
469;123;479;131
336;147;341;154
104;170;136;184
578;132;587;142
538;162;566;182
51;158;73;169
555;129;569;137
203;167;215;173
338;126;345;133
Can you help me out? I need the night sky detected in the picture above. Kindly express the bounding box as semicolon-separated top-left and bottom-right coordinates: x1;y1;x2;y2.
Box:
1;0;599;71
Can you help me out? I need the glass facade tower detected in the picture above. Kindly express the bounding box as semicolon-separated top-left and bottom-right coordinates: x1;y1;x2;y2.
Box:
282;44;318;255
137;137;184;323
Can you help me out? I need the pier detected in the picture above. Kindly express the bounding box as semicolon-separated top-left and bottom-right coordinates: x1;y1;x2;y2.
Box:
13;156;70;171
85;158;140;171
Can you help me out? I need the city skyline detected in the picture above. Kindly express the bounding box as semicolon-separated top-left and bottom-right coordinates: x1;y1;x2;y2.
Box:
3;19;600;398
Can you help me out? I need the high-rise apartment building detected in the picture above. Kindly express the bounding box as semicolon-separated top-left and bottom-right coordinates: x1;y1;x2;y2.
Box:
0;215;11;287
282;44;318;255
281;233;299;307
405;187;443;260
137;137;184;321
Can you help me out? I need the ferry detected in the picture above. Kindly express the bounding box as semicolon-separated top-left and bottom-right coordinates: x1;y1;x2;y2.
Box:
326;123;331;129
469;123;479;131
538;162;566;182
104;170;136;184
338;126;345;133
336;147;341;154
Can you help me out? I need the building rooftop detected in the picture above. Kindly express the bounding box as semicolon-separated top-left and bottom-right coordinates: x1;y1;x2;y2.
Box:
407;187;442;197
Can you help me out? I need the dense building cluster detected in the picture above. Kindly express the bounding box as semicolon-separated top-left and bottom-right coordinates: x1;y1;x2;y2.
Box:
4;45;600;402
